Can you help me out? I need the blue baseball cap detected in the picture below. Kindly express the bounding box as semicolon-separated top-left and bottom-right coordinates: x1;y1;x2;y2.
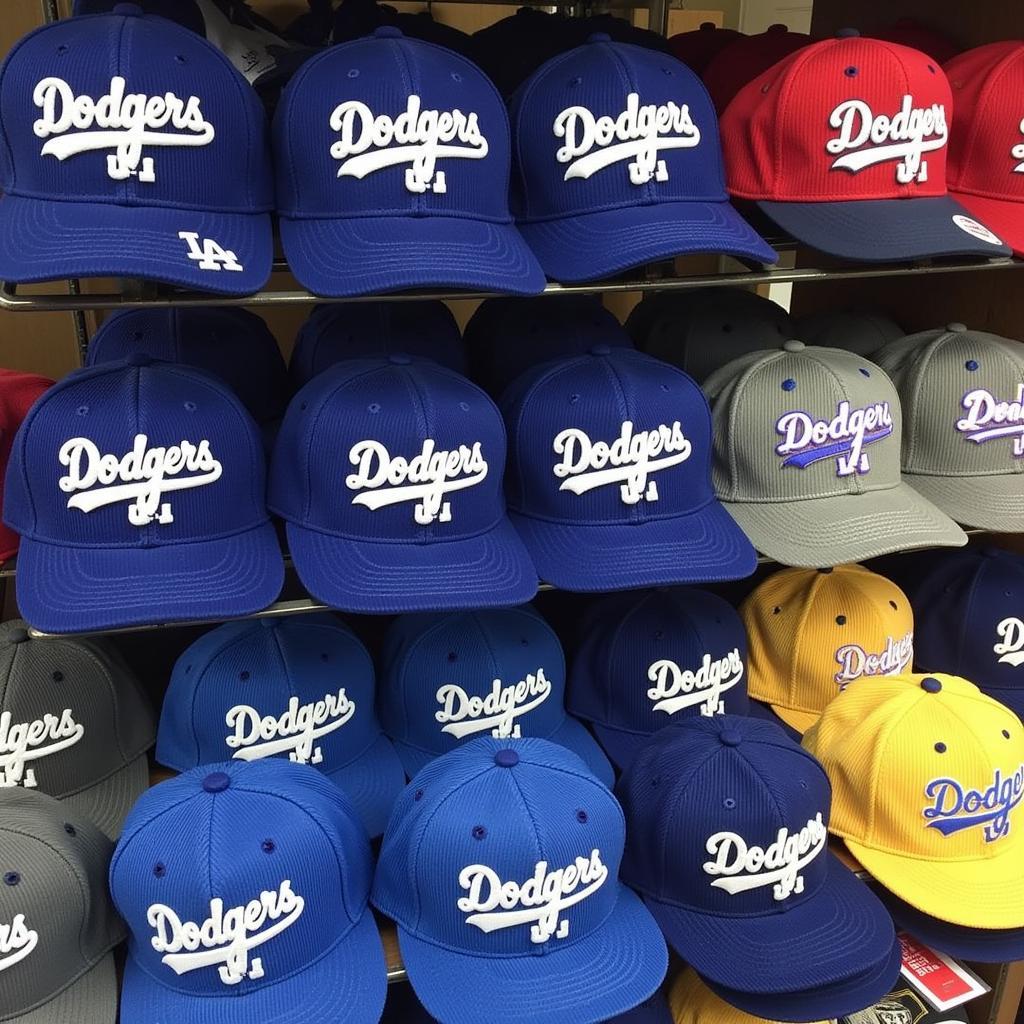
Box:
501;347;757;591
907;547;1024;720
465;294;634;398
274;28;545;297
157;615;405;838
568;588;750;771
110;759;387;1024
372;736;668;1024
0;5;273;294
509;37;777;283
270;356;536;613
4;356;284;633
290;300;466;390
380;605;613;784
617;716;897;1014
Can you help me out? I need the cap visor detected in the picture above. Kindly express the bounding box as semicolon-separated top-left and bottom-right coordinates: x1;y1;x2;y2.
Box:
756;196;1010;262
518;201;778;284
721;483;966;568
15;523;284;634
903;471;1024;532
398;884;667;1024
951;192;1024;258
611;991;674;1024
592;722;657;773
285;519;538;614
745;700;804;742
323;732;407;839
548;714;615;787
509;500;757;592
15;950;117;1024
62;750;150;840
279;215;546;297
0;194;272;296
119;905;387;1024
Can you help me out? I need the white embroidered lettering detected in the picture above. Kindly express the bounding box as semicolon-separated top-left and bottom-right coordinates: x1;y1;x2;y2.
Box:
995;617;1024;668
834;631;913;686
776;401;893;476
1014;117;1024;173
0;915;37;973
179;232;244;272
647;651;744;716
435;670;551;739
957;385;1024;456
0;709;84;789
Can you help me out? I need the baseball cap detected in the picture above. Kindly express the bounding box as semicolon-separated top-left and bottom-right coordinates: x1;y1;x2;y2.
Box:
795;310;905;356
372;736;668;1024
721;35;1012;263
0;787;125;1024
668;23;742;77
802;672;1024;929
703;341;968;567
156;615;405;837
742;565;914;734
0;5;274;294
702;25;811;112
618;715;897;1016
568;588;750;770
471;9;578;99
869;19;961;65
290;301;466;390
0;618;155;839
270;356;536;613
4;357;285;634
504;347;757;590
73;0;207;35
274;28;545;297
111;758;387;1024
670;967;836;1024
509;36;778;284
873;325;1024;530
0;371;52;563
380;605;613;783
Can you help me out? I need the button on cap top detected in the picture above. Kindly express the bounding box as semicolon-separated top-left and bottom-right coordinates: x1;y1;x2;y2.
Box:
720;729;743;747
373;25;403;38
203;772;231;793
495;749;520;768
783;339;805;352
921;677;943;694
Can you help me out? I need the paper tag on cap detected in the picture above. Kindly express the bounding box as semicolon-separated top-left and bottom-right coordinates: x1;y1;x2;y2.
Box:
897;933;989;1012
951;215;1003;247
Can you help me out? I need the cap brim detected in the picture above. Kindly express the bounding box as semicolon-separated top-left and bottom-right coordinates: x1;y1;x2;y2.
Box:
279;215;546;297
951;192;1024;258
0;194;272;296
509;500;757;592
285;519;538;614
398;885;667;1024
721;483;967;568
14;523;284;634
767;704;819;736
323;732;407;839
518;200;778;284
62;750;151;840
903;471;1024;532
756;196;1011;262
745;700;804;742
610;990;674;1024
119;905;387;1024
15;950;117;1024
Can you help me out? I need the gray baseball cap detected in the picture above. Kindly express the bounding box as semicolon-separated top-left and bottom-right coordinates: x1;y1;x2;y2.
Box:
704;340;968;566
795;310;905;356
0;620;154;839
0;787;125;1023
874;324;1024;531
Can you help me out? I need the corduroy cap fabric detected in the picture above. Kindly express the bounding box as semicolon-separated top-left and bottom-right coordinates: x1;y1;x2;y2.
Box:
669;967;836;1024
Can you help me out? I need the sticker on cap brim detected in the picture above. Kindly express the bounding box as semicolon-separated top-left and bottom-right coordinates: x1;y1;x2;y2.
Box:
952;215;1004;246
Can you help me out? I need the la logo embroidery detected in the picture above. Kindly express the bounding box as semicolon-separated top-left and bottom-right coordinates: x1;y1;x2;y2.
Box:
435;670;551;740
33;76;215;181
179;232;244;273
0;709;84;789
957;385;1024;457
0;914;38;973
834;631;914;687
1013;118;1024;173
703;813;827;901
148;880;304;986
994;617;1024;668
923;765;1024;843
776;401;893;476
458;850;608;943
647;652;744;716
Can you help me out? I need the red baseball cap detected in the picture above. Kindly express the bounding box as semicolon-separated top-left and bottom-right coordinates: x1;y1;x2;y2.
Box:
0;369;52;562
868;19;961;66
721;34;1012;262
702;24;811;111
945;42;1024;256
668;22;742;76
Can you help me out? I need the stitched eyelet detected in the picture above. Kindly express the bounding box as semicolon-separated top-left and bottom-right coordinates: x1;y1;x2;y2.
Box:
471;825;486;839
261;839;275;853
152;863;166;878
935;742;947;753
184;401;196;412
3;872;19;887
64;823;76;836
576;809;588;823
348;69;360;78
239;671;250;681
52;671;64;683
966;360;979;371
723;797;736;809
781;379;796;391
414;789;424;801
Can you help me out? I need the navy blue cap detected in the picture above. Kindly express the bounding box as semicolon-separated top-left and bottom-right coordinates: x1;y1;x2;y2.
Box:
73;0;207;34
380;605;613;784
568;588;749;771
509;39;777;283
501;347;757;591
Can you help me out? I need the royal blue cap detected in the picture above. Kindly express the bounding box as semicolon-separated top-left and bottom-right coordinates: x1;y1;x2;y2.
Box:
290;301;466;390
4;358;284;633
274;32;545;297
372;736;667;1024
509;39;777;283
110;758;386;1024
568;588;749;771
0;8;273;294
270;357;537;613
380;605;613;783
465;294;634;398
501;347;757;591
72;0;207;35
617;715;896;1010
156;615;405;838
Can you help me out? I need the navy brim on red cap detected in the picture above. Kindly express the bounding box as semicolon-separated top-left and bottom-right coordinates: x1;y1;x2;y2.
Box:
0;195;273;296
324;731;407;839
279;215;547;297
756;195;1011;262
398;885;667;1024
13;523;284;634
517;200;778;284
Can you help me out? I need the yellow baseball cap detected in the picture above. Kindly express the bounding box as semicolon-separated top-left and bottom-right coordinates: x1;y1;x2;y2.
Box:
803;672;1024;928
742;564;913;734
669;968;835;1024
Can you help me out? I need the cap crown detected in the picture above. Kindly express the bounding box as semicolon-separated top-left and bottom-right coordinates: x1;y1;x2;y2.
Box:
0;10;272;211
618;716;832;914
373;736;623;954
0;788;123;1017
4;359;270;548
110;759;373;996
510;39;727;222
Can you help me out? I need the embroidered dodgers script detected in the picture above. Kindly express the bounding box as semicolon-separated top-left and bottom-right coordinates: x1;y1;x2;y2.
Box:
0;709;84;789
995;617;1024;668
647;652;744;716
923;765;1024;843
834;632;913;686
0;915;38;973
957;385;1024;457
435;670;551;740
776;402;892;476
